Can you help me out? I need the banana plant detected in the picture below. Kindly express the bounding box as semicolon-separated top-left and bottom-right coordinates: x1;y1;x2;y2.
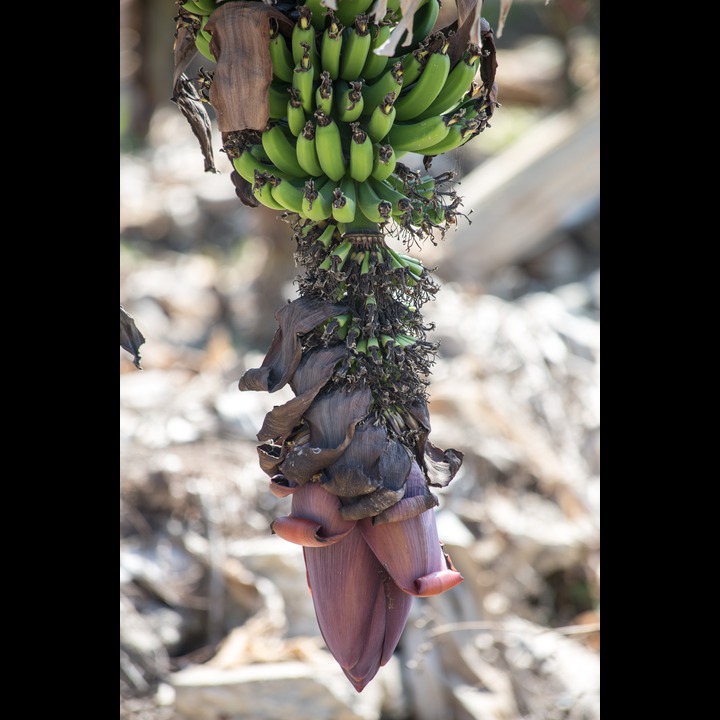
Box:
170;0;501;692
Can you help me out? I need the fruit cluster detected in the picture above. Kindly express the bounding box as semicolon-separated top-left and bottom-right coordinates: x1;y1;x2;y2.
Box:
178;0;496;241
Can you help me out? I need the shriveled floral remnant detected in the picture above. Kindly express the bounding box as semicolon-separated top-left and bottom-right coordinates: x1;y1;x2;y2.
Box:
172;0;498;692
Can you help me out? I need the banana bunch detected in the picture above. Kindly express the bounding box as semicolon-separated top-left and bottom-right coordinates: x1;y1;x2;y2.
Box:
180;0;493;237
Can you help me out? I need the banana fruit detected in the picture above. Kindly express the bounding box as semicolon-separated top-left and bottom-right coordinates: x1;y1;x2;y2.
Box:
195;2;497;232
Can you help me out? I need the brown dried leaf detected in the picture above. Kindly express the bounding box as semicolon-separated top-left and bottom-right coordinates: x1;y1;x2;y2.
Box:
204;2;294;133
120;305;145;370
171;73;217;173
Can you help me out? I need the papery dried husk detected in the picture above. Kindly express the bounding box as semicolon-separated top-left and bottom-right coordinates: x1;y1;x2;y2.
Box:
239;298;348;393
279;385;372;484
204;1;294;132
257;346;347;443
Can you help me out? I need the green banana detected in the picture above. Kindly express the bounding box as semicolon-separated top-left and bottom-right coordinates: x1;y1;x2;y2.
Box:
295;120;325;177
361;21;393;81
336;81;364;122
401;0;440;53
302;0;333;31
414;43;482;120
314;109;347;182
261;123;306;177
357;178;392;224
315;71;334;115
269;176;308;216
420;115;481;155
286;87;306;136
371;143;397;181
194;29;215;62
292;45;316;114
232;149;289;185
292;5;319;71
334;0;375;27
368;176;412;217
331;176;357;224
394;37;451;121
365;92;397;142
181;1;207;16
400;46;428;86
386;113;454;153
338;14;372;81
192;0;217;13
252;171;287;211
348;122;374;182
268;18;294;83
302;175;335;222
320;12;344;81
360;61;403;114
268;82;291;118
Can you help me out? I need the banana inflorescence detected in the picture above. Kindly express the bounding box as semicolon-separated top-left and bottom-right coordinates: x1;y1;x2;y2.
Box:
179;0;497;235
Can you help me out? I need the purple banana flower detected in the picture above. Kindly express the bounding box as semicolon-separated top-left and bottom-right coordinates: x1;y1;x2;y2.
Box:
239;295;465;691
270;462;463;692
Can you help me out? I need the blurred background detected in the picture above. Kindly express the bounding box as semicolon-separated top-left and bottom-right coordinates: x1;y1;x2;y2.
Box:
120;1;600;719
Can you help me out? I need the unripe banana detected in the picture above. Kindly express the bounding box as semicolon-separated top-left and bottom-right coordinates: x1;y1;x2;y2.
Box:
269;176;308;216
287;87;306;136
181;1;207;16
292;5;319;71
386;113;454;153
366;92;397;142
420;115;481;155
194;29;215;62
360;61;403;114
398;0;440;53
315;71;334;115
349;122;374;182
335;0;375;27
331;176;358;224
261;123;307;177
268;17;294;83
338;14;372;81
336;81;364;122
314;109;347;182
268;82;291;118
302;0;333;31
357;178;393;224
192;0;217;13
414;43;482;120
232;148;289;184
371;143;397;181
368;176;412;217
302;175;335;222
320;12;344;81
292;45;316;114
394;37;451;121
252;171;286;211
400;47;428;85
361;21;393;81
295;120;325;177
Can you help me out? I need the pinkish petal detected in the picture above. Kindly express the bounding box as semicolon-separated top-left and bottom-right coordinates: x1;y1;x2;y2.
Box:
288;481;356;538
360;462;464;596
271;516;353;546
268;474;299;497
415;568;465;596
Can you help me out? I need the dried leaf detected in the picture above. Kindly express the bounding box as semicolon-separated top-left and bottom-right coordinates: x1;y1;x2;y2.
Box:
497;0;515;37
204;1;294;133
120;305;145;369
171;73;217;173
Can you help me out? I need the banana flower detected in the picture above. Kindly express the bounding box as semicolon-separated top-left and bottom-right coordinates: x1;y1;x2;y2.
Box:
239;296;464;691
